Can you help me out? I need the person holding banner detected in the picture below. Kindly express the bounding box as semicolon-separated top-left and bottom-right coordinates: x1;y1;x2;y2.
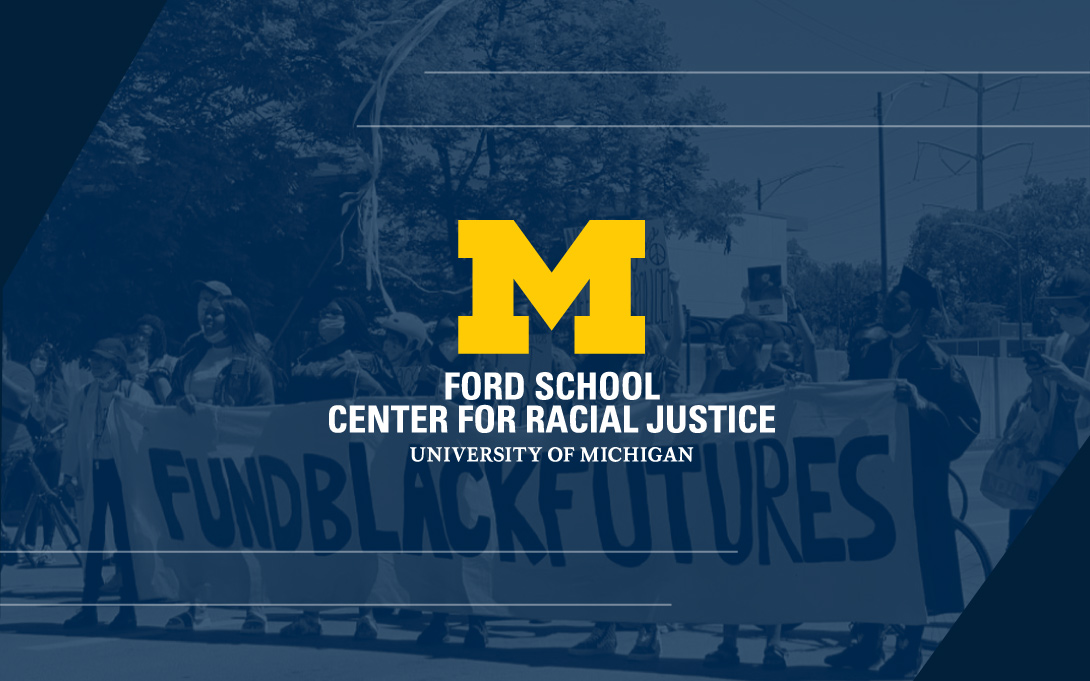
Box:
163;295;274;634
826;267;980;677
61;338;153;631
279;296;396;640
697;314;801;670
286;297;400;403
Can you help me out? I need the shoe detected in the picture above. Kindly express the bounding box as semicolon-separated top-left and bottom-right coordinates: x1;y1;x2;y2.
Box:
63;608;98;629
280;613;320;637
241;614;266;635
36;545;55;566
354;613;379;641
416;618;450;645
463;619;488;649
878;646;922;678
627;626;661;662
703;643;741;668
568;624;617;657
108;608;137;631
165;609;203;631
762;644;788;670
825;639;885;670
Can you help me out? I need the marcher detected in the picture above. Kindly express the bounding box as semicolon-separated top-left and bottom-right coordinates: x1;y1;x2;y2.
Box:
177;280;233;356
21;342;70;565
134;314;176;404
163;295;275;634
61;338;153;630
772;284;819;379
2;333;37;570
286;297;399;402
1009;268;1090;544
279;296;396;641
697;315;804;670
825;267;980;677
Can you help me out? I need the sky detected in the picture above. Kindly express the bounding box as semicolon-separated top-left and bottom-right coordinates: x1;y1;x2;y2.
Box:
645;0;1090;266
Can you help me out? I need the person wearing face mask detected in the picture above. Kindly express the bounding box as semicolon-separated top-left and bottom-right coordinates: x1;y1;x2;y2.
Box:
278;297;398;641
1009;268;1090;544
61;338;152;631
164;295;274;634
285;297;399;404
825;267;980;677
18;342;70;565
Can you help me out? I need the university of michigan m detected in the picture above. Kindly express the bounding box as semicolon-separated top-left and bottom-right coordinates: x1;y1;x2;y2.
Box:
459;220;645;354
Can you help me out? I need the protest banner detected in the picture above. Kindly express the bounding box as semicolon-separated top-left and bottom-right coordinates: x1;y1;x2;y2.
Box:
112;380;925;624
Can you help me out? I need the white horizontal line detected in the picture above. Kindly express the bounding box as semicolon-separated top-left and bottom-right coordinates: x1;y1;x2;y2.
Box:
25;549;739;554
356;124;1089;129
0;603;671;608
426;70;1090;76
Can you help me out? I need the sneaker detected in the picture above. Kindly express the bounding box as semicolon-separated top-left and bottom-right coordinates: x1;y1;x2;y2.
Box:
878;646;922;678
627;626;661;662
703;643;741;668
63;607;98;629
762;644;788;670
416;617;450;645
280;613;320;638
825;639;885;670
569;624;617;657
354;613;379;641
241;613;266;635
463;619;488;649
36;545;55;566
108;608;137;631
165;609;205;631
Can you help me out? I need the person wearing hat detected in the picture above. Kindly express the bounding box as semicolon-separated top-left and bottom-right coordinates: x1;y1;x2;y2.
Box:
825;267;981;677
61;338;153;630
173;280;233;359
1011;267;1090;543
164;295;274;634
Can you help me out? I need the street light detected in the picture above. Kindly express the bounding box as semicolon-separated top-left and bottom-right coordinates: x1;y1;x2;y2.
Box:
952;221;1025;346
757;164;842;211
877;80;930;298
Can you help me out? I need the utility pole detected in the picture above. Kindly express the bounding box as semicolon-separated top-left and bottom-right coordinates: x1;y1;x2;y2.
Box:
917;74;1033;211
875;80;928;299
877;91;889;299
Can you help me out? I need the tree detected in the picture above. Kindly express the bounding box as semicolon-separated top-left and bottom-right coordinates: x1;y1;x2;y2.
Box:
907;176;1090;337
787;239;882;349
3;0;741;361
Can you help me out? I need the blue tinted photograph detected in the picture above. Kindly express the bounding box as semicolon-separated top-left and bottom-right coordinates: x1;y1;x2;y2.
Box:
2;1;1088;679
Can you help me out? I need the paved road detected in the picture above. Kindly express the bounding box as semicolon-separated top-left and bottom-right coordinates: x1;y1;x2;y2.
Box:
1;448;1007;680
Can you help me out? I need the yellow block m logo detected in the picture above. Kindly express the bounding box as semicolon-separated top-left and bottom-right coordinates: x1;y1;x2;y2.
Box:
459;220;645;354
